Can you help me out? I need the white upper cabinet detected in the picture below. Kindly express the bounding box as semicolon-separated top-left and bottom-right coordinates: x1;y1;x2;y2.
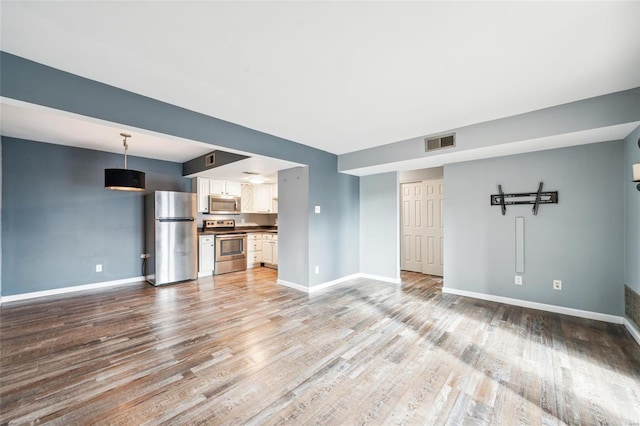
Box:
209;179;241;196
252;184;278;213
271;183;278;213
194;178;276;214
192;177;210;213
193;178;242;213
254;184;272;213
225;181;242;197
209;179;226;195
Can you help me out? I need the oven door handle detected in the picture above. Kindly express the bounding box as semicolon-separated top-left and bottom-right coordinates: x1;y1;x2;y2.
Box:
216;234;247;239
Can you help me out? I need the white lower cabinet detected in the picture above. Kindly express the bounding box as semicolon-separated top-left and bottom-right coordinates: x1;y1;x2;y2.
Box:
199;235;215;276
248;232;277;268
247;233;263;269
273;235;278;265
262;234;278;266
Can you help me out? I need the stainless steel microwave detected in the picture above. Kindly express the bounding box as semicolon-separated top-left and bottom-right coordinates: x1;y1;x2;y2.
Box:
209;195;241;214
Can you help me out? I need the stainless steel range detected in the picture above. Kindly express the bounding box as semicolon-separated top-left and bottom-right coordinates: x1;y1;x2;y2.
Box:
203;220;247;275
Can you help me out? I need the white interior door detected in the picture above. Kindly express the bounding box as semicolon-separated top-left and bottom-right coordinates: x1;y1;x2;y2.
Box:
401;182;424;272
423;179;444;276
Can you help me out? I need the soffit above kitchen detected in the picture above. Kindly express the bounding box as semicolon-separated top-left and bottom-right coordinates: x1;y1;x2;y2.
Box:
1;1;638;156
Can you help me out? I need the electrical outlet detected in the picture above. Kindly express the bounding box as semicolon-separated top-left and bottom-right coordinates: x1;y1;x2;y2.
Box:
515;276;522;285
314;205;321;214
96;264;102;272
140;254;149;259
553;280;562;290
315;266;320;274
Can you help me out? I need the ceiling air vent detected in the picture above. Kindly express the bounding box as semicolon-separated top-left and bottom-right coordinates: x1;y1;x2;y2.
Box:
425;133;456;152
205;153;216;166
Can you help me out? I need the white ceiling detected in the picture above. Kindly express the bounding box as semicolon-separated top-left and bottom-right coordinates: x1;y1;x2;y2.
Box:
1;1;639;159
0;99;213;162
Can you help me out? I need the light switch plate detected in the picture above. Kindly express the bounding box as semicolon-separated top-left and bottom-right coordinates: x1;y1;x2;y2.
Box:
314;205;321;214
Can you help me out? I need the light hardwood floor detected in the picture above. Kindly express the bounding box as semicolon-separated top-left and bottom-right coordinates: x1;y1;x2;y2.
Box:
1;269;639;425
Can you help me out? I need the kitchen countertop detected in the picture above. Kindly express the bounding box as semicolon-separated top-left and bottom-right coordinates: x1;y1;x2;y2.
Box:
198;226;277;235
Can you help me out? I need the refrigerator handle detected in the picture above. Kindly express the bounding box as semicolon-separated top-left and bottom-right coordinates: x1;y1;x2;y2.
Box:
158;218;195;222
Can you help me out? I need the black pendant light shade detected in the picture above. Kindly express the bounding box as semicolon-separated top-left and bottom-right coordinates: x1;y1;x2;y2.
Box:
105;133;146;191
105;168;146;191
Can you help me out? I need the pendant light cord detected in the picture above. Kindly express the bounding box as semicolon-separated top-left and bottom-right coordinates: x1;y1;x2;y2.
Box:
122;134;130;169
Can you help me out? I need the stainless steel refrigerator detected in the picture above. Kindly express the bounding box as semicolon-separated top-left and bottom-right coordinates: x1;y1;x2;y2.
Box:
144;191;197;286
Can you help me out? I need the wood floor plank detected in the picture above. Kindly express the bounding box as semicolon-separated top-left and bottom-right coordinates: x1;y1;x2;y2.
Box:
1;268;639;425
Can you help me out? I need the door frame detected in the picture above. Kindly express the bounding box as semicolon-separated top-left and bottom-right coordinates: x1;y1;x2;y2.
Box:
399;178;444;277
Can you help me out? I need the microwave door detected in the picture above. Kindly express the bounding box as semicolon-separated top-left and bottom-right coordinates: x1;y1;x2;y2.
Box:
209;196;241;214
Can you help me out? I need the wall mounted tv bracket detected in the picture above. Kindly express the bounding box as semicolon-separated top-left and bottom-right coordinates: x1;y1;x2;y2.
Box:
490;182;558;216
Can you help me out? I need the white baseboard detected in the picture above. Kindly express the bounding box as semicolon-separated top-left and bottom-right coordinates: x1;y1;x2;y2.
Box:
624;318;640;346
308;273;362;293
357;273;401;285
442;287;624;324
276;279;310;293
278;273;400;294
198;271;212;278
1;276;146;303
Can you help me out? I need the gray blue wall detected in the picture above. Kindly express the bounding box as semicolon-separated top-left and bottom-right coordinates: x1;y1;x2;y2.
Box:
0;139;2;297
444;141;625;316
359;172;399;280
1;52;361;290
308;158;360;286
278;167;309;287
624;126;640;293
1;137;190;296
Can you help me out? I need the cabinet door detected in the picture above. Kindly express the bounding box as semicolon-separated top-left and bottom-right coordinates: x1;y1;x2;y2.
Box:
209;179;226;195
262;240;273;263
271;184;278;213
197;178;210;213
247;252;261;269
254;185;271;213
273;240;278;265
199;235;215;274
225;181;242;197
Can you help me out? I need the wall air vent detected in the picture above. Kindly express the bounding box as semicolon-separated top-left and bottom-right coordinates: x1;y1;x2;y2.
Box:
425;133;456;152
205;153;215;166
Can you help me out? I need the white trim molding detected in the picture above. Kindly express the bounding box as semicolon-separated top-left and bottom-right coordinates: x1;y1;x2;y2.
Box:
442;287;624;324
357;273;401;284
308;273;361;293
276;279;310;293
278;273;401;294
624;318;640;346
1;276;146;303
